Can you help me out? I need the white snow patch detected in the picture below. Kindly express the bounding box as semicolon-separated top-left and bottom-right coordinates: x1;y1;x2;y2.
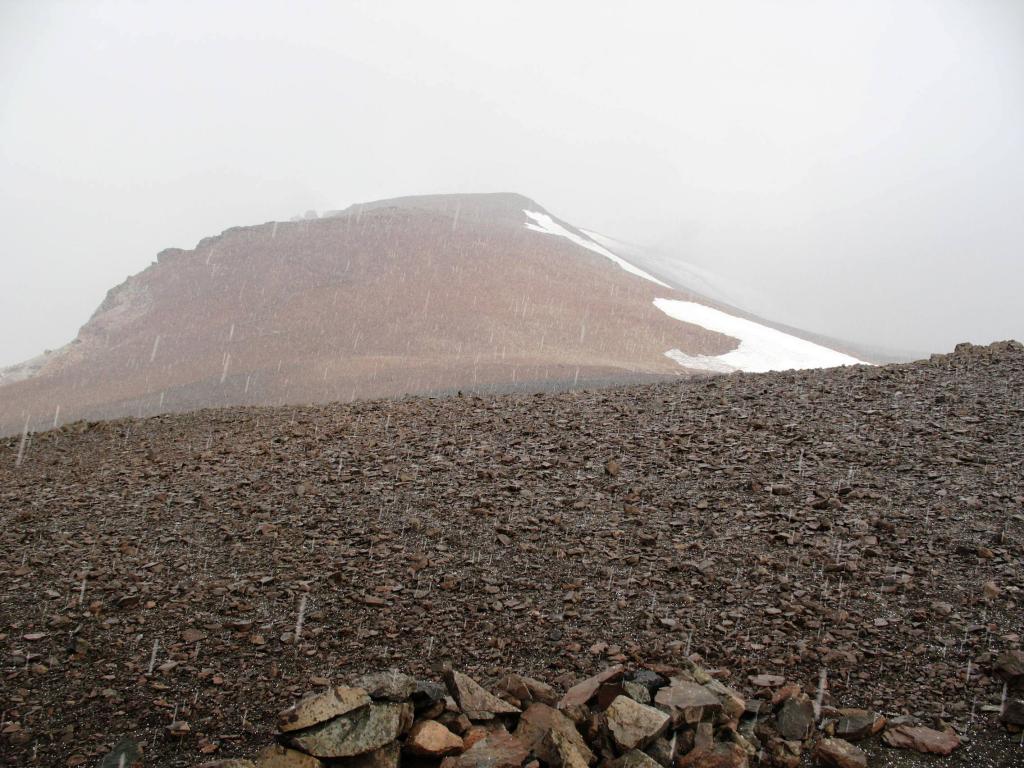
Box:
654;298;866;373
523;210;671;288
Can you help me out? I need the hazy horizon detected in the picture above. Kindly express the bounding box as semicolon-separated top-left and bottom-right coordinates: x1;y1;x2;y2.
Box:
2;1;1023;366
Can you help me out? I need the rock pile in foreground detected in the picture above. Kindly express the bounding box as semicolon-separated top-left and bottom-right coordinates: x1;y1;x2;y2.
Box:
189;659;1001;768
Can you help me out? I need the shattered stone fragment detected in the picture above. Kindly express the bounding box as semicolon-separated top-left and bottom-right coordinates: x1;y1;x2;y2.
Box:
515;702;594;765
605;695;670;751
559;666;624;709
445;669;521;719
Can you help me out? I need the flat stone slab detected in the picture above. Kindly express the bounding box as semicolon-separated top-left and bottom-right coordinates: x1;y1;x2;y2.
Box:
278;686;371;733
355;670;417;701
654;681;721;726
882;724;961;755
289;702;412;758
833;709;884;741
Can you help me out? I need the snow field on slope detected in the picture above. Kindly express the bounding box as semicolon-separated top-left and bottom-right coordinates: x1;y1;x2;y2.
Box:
653;298;866;373
523;210;671;288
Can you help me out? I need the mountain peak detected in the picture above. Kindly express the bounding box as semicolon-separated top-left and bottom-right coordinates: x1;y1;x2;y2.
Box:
0;193;865;435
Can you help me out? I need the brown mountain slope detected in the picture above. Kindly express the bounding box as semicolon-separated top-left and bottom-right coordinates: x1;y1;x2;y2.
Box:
0;193;737;434
1;192;866;435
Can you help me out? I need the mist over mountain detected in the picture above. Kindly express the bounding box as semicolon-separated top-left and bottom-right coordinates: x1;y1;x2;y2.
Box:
2;1;1023;367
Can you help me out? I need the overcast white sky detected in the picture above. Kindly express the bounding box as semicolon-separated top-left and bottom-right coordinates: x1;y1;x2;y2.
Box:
2;0;1022;365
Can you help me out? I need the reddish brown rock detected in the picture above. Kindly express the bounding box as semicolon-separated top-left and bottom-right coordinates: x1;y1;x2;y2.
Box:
446;670;521;719
406;720;464;757
605;695;670;752
814;738;866;768
559;666;625;709
678;741;748;768
654;681;721;726
544;728;591;768
882;724;960;755
499;674;558;706
439;731;529;768
610;749;662;768
515;703;594;766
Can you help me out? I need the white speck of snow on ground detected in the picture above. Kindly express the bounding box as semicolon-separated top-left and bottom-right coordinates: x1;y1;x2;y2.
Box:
523;210;671;288
653;298;866;373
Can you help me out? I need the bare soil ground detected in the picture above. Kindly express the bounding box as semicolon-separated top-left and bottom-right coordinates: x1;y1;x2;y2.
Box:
1;342;1022;766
